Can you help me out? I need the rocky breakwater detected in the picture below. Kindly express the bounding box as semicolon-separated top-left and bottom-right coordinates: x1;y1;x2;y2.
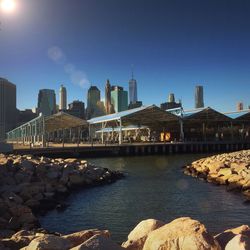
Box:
184;150;250;199
2;217;250;249
0;153;124;238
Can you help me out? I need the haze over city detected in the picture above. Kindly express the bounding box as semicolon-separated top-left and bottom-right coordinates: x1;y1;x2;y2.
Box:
1;0;250;111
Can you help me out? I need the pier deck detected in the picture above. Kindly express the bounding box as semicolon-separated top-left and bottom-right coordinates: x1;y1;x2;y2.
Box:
11;141;250;158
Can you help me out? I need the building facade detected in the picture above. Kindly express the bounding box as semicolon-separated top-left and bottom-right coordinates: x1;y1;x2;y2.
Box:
111;86;128;112
0;78;17;140
37;89;56;116
195;85;204;109
129;78;138;104
87;86;101;119
237;102;244;111
160;93;181;110
67;100;85;119
105;79;112;114
59;84;67;111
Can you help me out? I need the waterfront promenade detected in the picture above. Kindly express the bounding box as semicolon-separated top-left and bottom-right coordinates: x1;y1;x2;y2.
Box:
11;140;250;158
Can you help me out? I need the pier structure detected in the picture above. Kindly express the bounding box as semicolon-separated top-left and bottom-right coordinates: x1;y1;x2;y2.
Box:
6;112;87;147
6;106;250;152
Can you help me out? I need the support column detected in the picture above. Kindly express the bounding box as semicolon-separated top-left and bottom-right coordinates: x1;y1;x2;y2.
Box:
119;119;122;145
101;122;104;144
179;119;184;141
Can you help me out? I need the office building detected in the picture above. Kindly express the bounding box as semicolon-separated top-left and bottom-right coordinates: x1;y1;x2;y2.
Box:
37;89;56;116
17;109;37;127
105;79;112;114
129;77;138;104
168;93;175;103
111;86;128;112
87;86;101;118
59;84;67;110
195;85;204;109
237;102;244;111
0;78;17;140
128;101;143;109
66;100;85;119
160;93;181;110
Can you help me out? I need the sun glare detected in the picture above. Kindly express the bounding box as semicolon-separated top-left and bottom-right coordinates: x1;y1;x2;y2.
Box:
0;0;16;13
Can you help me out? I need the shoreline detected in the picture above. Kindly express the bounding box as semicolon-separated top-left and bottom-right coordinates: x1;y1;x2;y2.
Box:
184;149;250;200
0;154;124;238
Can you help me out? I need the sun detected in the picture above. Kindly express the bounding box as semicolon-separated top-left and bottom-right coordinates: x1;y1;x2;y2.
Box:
0;0;16;13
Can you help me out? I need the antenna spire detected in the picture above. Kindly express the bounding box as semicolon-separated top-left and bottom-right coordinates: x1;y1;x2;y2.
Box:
131;64;134;79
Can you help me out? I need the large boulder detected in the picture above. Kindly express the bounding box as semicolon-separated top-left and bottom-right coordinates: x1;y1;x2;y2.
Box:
225;234;250;250
215;225;250;249
63;229;110;248
25;235;70;250
143;217;221;250
122;219;165;250
70;234;123;250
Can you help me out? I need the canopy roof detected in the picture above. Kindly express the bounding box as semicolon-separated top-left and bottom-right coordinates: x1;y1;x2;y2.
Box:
88;105;179;126
45;112;87;131
224;110;250;121
183;107;232;122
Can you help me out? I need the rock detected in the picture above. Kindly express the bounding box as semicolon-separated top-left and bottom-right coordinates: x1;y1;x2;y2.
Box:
122;219;165;250
215;225;250;249
63;229;110;248
225;234;250;250
207;161;225;174
143;217;221;250
25;235;70;250
20;160;34;172
70;234;123;250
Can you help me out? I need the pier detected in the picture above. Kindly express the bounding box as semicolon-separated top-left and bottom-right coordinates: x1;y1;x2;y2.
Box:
12;141;250;158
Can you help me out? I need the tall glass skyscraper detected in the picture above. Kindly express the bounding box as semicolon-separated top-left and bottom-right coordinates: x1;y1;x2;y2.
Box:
87;86;101;119
37;89;56;116
0;78;17;140
111;86;128;112
129;78;138;104
195;85;204;109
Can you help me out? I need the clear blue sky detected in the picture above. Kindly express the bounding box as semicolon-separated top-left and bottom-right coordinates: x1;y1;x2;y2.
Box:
0;0;250;112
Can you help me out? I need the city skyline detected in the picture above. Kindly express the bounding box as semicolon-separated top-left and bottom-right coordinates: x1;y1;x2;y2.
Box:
0;0;250;112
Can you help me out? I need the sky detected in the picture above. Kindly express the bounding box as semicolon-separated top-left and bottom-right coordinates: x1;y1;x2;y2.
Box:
0;0;250;112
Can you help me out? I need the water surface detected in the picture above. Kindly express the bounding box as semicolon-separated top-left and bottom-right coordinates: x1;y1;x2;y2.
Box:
40;154;250;242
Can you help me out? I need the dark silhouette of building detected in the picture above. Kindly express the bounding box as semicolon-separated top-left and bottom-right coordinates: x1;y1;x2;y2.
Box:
0;78;17;140
37;89;56;116
66;100;85;119
87;86;101;119
128;101;143;109
160;93;181;110
105;79;112;114
195;85;204;109
17;109;37;126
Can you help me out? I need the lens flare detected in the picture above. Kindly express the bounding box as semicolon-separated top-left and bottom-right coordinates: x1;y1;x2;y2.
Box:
0;0;16;13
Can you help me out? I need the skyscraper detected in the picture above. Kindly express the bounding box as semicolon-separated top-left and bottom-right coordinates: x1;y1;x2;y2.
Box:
168;93;175;103
129;74;138;104
0;78;17;140
87;86;101;118
111;86;128;112
237;102;244;111
59;84;67;111
37;89;56;116
105;79;112;114
67;100;85;119
195;85;204;109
